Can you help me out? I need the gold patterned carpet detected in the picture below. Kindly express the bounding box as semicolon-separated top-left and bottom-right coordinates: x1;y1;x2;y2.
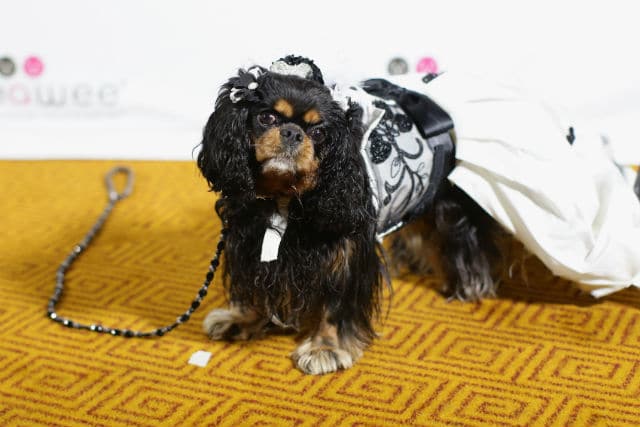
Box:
2;160;640;426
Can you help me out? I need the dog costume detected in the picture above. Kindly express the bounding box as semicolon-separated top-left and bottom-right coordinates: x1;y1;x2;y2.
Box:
332;77;455;238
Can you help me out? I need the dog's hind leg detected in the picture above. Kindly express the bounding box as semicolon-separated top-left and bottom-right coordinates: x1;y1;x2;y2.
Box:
387;218;442;278
431;185;501;301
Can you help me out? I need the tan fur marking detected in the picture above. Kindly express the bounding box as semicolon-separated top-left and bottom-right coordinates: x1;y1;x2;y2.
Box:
303;109;321;125
330;239;354;275
255;133;319;196
254;127;281;162
273;99;294;118
386;217;442;278
291;309;367;375
257;170;293;196
293;136;319;193
314;317;338;346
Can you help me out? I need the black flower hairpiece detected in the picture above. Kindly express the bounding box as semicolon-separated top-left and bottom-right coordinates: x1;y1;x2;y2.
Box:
229;66;264;104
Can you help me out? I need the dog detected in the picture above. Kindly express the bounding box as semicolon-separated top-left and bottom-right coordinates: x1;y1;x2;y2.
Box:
197;56;501;375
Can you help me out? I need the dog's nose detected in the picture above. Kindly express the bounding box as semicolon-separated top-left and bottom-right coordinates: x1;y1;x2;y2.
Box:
280;124;304;148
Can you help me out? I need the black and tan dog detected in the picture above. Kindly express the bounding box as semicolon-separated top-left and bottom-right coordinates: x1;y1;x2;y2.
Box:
197;56;500;375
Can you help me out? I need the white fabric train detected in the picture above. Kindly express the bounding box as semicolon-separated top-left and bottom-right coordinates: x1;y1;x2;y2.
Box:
378;72;640;297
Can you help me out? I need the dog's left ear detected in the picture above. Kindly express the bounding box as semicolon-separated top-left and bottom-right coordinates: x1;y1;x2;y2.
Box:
298;102;374;236
197;71;259;197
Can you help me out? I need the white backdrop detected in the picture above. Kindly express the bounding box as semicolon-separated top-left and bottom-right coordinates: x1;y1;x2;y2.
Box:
1;0;639;162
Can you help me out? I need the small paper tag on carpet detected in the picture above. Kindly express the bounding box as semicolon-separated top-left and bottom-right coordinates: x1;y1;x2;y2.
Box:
188;350;212;367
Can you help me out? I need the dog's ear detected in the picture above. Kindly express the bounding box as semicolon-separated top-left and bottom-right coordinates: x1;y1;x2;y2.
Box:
298;102;375;236
197;71;257;197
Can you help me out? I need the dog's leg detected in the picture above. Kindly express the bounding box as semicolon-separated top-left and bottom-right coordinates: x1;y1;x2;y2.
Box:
432;186;500;301
387;218;440;277
291;311;367;375
291;237;380;375
203;304;271;341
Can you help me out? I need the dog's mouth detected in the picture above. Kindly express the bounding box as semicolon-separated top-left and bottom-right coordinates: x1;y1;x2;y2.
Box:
261;155;296;176
256;155;303;197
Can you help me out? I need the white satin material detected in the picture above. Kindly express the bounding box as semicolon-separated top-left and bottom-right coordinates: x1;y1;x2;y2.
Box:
391;72;640;297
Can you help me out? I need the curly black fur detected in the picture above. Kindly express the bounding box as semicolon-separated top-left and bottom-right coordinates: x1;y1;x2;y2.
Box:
198;69;384;343
197;69;261;197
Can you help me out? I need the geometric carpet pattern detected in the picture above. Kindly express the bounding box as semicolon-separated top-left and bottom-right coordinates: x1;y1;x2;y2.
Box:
2;160;640;426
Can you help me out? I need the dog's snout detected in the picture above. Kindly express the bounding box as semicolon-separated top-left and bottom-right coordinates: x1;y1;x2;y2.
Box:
280;124;304;147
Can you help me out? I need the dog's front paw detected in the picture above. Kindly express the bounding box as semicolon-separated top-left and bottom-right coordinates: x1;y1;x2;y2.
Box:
203;308;237;340
291;338;355;375
203;307;265;341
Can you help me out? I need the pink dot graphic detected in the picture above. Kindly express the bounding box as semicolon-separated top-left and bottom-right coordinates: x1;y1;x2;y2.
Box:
416;56;438;74
24;56;44;77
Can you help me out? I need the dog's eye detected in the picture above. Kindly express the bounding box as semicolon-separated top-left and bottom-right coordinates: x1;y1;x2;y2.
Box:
258;112;278;127
309;127;326;143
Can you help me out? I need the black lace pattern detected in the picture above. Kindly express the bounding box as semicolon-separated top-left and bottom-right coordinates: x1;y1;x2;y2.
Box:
367;100;429;213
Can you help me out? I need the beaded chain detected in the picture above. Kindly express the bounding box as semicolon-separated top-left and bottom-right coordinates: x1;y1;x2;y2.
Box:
46;166;225;338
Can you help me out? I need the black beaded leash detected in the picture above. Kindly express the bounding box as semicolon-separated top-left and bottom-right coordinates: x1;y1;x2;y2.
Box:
46;166;225;338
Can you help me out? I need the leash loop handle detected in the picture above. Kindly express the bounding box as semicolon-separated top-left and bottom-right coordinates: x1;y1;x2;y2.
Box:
105;166;135;202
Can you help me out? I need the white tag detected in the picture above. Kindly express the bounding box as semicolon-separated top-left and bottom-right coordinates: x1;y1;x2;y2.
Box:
188;350;212;367
260;211;288;262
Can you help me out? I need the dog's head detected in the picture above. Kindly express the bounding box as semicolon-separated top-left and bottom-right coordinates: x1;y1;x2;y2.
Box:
198;57;363;201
